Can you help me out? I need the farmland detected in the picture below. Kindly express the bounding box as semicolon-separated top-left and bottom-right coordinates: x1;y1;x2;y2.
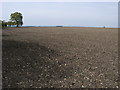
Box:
2;27;119;88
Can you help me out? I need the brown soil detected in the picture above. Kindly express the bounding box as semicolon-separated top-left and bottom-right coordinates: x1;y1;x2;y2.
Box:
2;27;119;88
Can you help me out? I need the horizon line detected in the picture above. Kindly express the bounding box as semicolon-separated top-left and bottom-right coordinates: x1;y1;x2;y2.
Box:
21;25;118;28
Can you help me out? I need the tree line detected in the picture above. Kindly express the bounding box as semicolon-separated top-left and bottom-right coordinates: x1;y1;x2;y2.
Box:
0;12;23;28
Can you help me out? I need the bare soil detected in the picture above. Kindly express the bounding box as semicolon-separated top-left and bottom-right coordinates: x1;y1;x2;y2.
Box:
2;27;119;88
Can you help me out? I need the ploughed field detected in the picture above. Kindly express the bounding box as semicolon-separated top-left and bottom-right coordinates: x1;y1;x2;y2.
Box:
2;27;119;88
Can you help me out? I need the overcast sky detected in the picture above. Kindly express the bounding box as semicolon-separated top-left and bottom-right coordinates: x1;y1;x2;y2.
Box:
2;2;118;27
1;0;119;2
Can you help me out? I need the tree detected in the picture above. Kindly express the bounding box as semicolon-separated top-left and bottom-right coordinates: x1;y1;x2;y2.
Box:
0;20;2;28
2;20;7;27
10;12;23;27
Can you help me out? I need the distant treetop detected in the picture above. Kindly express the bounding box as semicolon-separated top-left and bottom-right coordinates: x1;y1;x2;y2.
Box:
10;12;23;27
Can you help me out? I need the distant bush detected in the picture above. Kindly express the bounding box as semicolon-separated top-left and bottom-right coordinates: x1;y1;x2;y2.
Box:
0;20;1;28
56;26;63;27
7;21;16;27
0;20;17;28
2;21;7;28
